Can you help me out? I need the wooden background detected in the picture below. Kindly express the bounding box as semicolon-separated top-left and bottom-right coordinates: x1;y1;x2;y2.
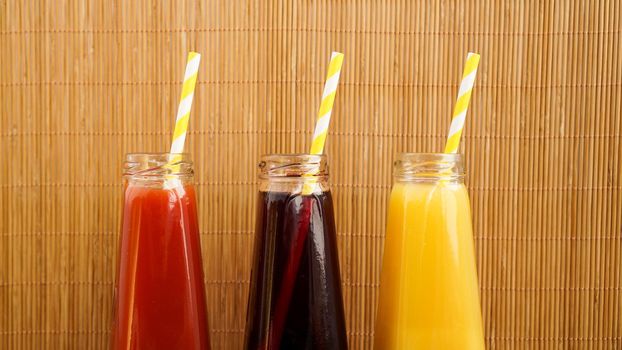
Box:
1;0;621;349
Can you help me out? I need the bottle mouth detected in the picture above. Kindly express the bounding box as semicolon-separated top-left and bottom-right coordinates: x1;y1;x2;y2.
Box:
258;153;328;179
394;153;464;181
124;153;193;182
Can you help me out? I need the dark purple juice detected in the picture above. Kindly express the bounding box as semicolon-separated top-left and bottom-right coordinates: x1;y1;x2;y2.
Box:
244;190;347;350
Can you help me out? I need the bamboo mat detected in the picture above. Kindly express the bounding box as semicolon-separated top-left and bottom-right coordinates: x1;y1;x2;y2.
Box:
1;0;621;349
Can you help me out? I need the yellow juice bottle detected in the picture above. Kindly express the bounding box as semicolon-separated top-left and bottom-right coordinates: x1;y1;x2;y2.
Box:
374;153;485;349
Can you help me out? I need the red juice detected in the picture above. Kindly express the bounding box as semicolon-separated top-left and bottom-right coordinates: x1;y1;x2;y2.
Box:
112;184;210;349
244;190;347;350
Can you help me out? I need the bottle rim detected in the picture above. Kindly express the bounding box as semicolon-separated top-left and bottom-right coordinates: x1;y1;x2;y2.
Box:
123;152;193;181
258;153;328;180
393;152;464;182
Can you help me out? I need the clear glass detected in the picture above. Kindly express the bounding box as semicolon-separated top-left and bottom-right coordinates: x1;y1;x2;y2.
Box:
374;153;485;349
244;154;348;349
392;152;464;182
123;153;194;186
257;153;329;192
112;153;211;350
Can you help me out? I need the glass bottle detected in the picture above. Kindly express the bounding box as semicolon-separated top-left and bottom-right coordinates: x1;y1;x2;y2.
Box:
244;154;348;350
374;153;484;349
112;153;211;350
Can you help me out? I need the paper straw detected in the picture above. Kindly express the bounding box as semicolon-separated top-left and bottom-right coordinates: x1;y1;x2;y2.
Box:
309;51;345;155
444;52;480;154
301;51;345;194
169;51;201;165
266;52;344;349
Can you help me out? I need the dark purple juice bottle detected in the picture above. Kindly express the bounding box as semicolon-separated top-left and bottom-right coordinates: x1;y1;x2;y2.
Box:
244;154;348;350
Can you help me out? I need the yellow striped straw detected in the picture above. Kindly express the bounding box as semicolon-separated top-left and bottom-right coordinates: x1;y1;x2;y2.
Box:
444;52;481;154
169;51;201;167
302;51;345;195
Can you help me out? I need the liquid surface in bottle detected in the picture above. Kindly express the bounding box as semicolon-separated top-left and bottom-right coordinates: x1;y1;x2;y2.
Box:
244;191;348;350
112;185;210;350
374;182;484;349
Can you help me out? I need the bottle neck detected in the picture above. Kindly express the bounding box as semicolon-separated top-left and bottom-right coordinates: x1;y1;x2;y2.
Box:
124;153;194;187
393;153;465;184
258;154;330;193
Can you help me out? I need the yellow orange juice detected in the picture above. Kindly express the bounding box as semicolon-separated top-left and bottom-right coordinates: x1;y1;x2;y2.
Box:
374;154;484;349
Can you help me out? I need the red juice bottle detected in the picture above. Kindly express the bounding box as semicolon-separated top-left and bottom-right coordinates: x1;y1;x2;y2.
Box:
112;153;210;350
244;154;348;350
